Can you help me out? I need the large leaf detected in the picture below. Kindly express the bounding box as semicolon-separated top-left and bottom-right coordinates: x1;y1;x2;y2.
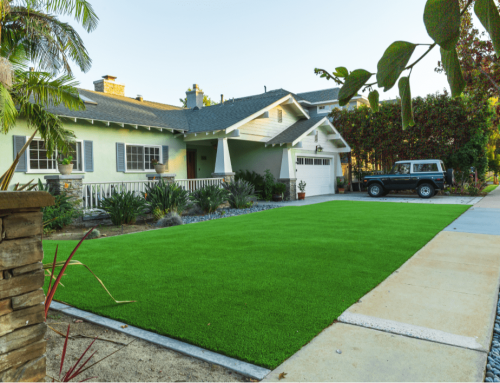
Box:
398;77;415;129
475;0;500;58
368;90;380;112
338;69;372;107
376;41;417;91
334;67;349;78
424;0;461;51
440;48;466;97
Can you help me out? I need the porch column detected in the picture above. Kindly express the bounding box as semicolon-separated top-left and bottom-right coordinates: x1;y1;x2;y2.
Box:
278;148;297;201
44;175;84;208
212;138;235;183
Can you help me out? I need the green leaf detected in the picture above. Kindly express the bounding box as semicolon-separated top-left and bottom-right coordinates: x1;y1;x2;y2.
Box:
338;69;372;107
440;48;465;97
398;77;415;129
474;0;500;58
335;67;349;78
424;0;461;51
368;90;380;112
376;41;417;91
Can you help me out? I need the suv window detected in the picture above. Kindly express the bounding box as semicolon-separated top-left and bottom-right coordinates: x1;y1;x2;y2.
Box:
390;163;411;174
413;163;438;172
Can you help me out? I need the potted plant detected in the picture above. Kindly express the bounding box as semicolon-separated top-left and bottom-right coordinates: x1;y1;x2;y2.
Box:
272;183;286;202
58;155;73;175
337;177;346;194
151;158;166;174
298;180;306;200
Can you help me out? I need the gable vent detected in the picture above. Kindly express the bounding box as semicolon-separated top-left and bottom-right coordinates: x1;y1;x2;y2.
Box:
278;109;283;123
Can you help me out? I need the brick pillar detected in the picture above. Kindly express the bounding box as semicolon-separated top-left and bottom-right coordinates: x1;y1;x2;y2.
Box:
44;175;84;207
0;191;54;382
146;173;176;184
278;178;297;201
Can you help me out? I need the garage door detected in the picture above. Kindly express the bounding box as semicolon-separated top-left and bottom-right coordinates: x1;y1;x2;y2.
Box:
296;157;333;196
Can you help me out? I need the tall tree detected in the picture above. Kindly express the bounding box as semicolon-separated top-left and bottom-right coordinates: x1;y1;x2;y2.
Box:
0;0;99;189
315;0;500;129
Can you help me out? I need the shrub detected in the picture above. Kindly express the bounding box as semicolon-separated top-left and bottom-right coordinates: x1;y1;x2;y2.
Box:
86;228;101;239
144;179;190;216
235;170;265;196
38;180;80;233
263;169;275;201
273;182;286;196
156;212;184;228
99;188;147;225
222;180;255;209
191;185;228;214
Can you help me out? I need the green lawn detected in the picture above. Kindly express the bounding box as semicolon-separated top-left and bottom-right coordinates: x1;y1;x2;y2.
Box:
43;201;468;369
484;184;498;194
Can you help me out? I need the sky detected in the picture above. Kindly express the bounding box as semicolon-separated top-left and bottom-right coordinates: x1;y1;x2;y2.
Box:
66;0;455;106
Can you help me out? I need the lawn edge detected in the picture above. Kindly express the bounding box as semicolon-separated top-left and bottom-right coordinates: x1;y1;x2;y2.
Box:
49;301;271;380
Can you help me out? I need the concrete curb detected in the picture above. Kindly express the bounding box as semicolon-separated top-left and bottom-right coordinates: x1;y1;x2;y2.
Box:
50;301;271;380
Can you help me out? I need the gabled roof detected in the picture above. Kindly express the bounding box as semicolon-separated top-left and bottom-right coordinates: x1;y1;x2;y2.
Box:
48;89;189;131
266;116;325;145
296;88;340;104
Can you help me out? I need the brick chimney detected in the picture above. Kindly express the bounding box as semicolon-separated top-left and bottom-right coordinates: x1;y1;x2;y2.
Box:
186;84;204;109
93;75;125;96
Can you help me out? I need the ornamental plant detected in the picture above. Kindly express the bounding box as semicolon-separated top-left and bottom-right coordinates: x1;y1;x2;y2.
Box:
59;155;73;165
99;188;147;225
298;180;306;193
222;179;255;209
315;0;500;129
191;185;228;214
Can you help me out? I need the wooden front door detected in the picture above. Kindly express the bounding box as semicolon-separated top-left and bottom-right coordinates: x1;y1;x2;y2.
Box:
187;150;196;179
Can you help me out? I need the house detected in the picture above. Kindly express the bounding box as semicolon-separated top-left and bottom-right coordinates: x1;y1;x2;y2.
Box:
3;75;361;200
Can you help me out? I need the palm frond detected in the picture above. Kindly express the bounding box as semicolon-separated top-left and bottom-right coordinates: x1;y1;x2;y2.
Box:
0;82;18;133
45;0;99;32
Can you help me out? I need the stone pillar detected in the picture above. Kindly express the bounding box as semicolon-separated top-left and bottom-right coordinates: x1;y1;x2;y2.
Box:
278;148;297;200
278;178;297;201
0;191;54;382
44;175;84;206
212;172;235;184
146;173;176;184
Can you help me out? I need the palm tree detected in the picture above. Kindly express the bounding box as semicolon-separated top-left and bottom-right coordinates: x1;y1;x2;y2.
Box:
0;0;99;189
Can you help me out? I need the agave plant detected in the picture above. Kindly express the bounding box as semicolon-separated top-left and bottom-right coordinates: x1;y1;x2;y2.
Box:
222;179;255;209
98;188;147;226
143;179;190;216
191;185;228;214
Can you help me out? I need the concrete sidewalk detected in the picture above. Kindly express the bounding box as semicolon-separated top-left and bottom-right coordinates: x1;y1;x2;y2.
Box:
264;188;500;382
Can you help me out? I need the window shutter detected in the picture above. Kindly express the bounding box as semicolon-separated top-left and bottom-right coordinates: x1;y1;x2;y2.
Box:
116;143;126;172
13;136;27;172
83;141;94;172
162;145;169;170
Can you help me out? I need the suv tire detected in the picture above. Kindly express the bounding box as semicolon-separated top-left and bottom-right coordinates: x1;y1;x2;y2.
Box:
418;183;435;199
446;168;455;185
368;183;384;198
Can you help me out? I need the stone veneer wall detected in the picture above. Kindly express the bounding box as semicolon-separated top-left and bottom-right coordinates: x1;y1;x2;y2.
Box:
0;191;54;382
44;175;83;207
278;178;297;201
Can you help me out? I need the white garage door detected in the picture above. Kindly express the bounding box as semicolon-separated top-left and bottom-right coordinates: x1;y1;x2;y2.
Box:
296;157;334;196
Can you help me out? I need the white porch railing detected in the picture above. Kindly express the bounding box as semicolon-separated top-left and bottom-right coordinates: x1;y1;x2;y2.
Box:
82;178;225;213
176;178;224;192
82;180;158;213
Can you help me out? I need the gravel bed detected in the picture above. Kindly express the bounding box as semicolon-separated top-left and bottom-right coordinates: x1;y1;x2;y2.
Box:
486;290;500;382
182;205;281;224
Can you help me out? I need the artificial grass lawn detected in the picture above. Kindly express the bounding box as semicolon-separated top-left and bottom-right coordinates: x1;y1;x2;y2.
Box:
43;201;468;369
484;184;498;194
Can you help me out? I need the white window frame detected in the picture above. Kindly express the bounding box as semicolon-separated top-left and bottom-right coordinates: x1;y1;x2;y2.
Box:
317;104;334;114
26;137;85;174
124;143;162;173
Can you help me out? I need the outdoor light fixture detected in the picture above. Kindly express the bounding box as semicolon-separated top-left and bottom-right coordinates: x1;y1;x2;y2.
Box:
316;145;323;153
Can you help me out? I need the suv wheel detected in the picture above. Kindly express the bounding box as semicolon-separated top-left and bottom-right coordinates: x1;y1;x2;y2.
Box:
418;183;435;199
368;183;384;198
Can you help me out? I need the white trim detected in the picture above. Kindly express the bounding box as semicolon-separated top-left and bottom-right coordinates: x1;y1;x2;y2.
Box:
26;137;85;174
291;117;331;146
124;142;163;173
59;115;186;133
224;95;310;134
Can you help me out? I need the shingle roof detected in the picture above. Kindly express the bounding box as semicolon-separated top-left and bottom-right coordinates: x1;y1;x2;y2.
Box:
184;90;291;133
47;87;341;133
296;88;340;103
266;116;325;145
48;89;189;131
